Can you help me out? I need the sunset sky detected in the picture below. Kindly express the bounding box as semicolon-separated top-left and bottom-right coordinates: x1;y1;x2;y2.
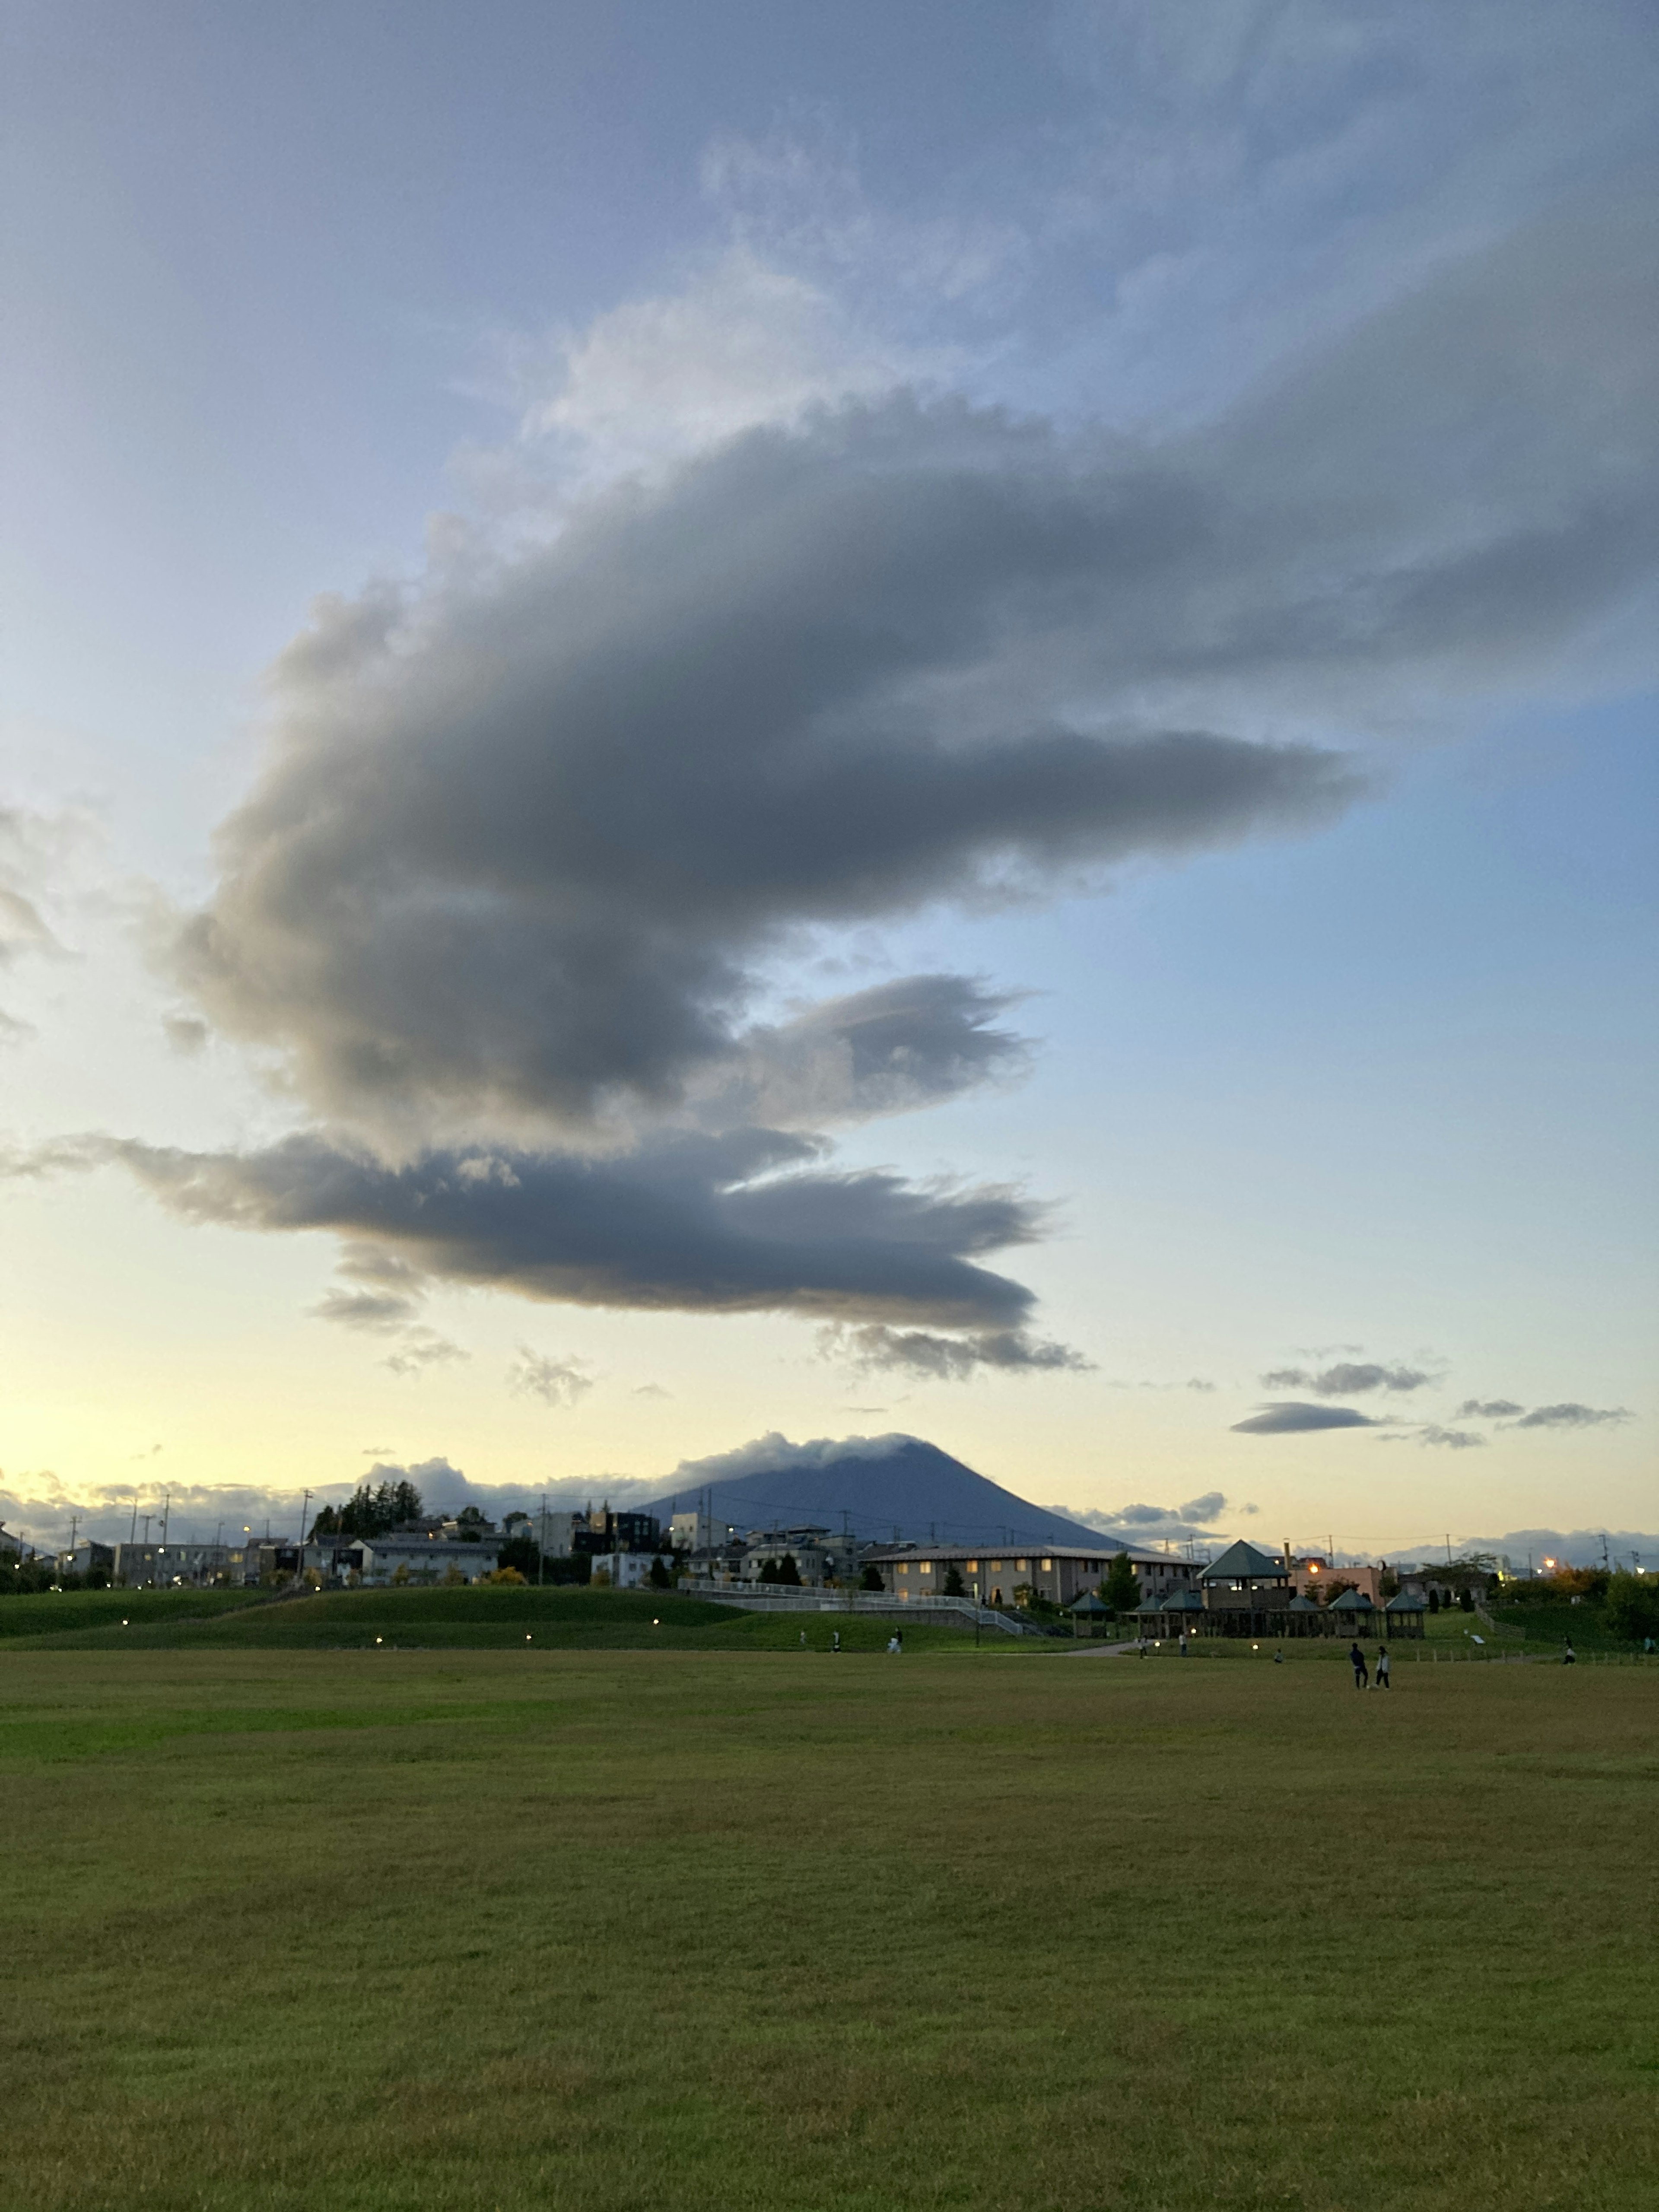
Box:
3;0;1654;1560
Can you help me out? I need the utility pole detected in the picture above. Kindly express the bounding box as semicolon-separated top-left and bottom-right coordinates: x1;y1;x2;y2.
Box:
298;1489;311;1576
129;1496;139;1545
539;1490;547;1586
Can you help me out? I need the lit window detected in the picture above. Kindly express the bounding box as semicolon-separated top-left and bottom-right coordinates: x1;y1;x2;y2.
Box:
1017;1559;1029;1573
967;1560;979;1572
919;1561;933;1575
990;1560;1003;1573
1041;1558;1053;1571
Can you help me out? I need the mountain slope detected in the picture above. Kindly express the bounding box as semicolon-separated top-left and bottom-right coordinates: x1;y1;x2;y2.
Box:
646;1435;1110;1548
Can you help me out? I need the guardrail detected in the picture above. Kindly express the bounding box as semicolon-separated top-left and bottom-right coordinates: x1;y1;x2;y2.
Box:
680;1586;1041;1635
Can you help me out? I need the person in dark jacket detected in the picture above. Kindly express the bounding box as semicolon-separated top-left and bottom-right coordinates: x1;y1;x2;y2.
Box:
1350;1642;1368;1687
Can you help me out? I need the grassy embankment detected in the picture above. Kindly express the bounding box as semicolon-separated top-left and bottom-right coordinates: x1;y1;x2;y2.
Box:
2;1632;1655;2212
0;1583;982;1653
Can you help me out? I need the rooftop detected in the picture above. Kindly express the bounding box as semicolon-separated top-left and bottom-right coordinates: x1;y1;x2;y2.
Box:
1200;1541;1289;1584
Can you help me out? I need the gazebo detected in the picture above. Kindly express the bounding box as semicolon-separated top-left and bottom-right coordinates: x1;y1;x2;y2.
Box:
1286;1591;1328;1638
1135;1587;1207;1644
1198;1541;1294;1636
1069;1591;1113;1639
1383;1589;1428;1640
1329;1586;1379;1632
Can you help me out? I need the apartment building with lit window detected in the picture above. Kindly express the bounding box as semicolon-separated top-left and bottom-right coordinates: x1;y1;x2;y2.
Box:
860;1543;1198;1608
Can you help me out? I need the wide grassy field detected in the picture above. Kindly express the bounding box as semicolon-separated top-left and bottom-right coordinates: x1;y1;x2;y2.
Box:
2;1633;1654;2212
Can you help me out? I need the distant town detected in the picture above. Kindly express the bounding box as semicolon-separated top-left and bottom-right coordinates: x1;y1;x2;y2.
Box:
5;1475;1646;1642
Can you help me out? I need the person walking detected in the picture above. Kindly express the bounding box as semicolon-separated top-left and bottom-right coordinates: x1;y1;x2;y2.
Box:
1350;1641;1368;1688
1563;1639;1576;1665
1375;1646;1391;1689
831;1629;840;1653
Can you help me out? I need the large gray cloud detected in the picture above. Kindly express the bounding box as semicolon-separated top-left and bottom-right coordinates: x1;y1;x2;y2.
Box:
1231;1401;1381;1434
22;1129;1051;1335
177;198;1659;1144
22;192;1652;1367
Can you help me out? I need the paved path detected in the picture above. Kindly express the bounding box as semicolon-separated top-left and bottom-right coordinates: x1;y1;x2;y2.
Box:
1060;1639;1143;1658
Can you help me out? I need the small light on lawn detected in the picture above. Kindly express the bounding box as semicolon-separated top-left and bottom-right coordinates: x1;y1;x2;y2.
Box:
653;1618;660;1626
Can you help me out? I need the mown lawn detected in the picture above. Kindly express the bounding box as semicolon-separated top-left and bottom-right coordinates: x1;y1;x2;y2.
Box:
0;1583;985;1653
1;1643;1653;2212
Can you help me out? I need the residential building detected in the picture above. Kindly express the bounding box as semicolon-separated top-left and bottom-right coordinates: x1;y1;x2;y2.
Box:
1289;1556;1385;1604
739;1526;858;1587
670;1509;737;1553
56;1540;115;1580
587;1551;661;1590
353;1537;500;1585
114;1541;243;1588
860;1542;1199;1609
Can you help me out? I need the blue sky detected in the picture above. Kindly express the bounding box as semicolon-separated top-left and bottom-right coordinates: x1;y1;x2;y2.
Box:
1;0;1654;1557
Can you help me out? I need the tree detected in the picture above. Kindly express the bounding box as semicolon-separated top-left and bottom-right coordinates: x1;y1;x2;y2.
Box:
336;1478;426;1541
1604;1572;1659;1643
777;1553;803;1587
860;1564;884;1592
455;1505;490;1542
648;1554;672;1590
943;1564;965;1597
496;1535;541;1581
1379;1567;1400;1600
1103;1552;1142;1614
1457;1585;1475;1613
756;1557;783;1584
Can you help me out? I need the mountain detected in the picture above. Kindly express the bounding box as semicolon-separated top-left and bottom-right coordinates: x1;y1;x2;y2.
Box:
645;1433;1111;1548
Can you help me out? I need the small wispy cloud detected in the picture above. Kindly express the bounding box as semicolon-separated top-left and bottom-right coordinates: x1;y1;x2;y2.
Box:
382;1331;468;1377
1504;1402;1632;1431
1261;1361;1435;1397
506;1348;594;1408
821;1324;1090;1379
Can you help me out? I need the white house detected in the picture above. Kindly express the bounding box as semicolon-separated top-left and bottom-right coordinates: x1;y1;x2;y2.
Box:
354;1537;499;1585
587;1551;659;1590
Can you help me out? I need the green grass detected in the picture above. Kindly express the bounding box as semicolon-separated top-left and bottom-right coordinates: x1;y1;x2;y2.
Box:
2;1644;1654;2212
0;1584;271;1641
2;1583;982;1653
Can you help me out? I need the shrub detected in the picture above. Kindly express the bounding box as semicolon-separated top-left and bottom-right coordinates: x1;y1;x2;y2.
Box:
648;1555;673;1590
776;1553;803;1587
943;1564;965;1596
860;1564;884;1592
482;1566;527;1586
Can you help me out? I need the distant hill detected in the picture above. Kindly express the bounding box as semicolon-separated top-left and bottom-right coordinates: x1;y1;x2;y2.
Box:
645;1434;1110;1548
